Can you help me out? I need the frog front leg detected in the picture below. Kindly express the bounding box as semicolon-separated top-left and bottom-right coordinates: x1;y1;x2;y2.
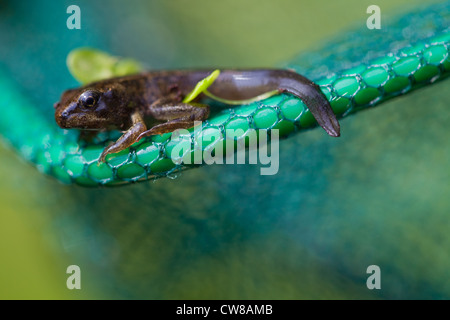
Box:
137;102;210;140
99;111;147;163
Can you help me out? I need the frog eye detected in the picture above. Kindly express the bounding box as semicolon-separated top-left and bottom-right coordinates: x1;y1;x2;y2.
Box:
79;90;100;108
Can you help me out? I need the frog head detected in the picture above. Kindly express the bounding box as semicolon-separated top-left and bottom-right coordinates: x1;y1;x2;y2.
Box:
54;81;131;131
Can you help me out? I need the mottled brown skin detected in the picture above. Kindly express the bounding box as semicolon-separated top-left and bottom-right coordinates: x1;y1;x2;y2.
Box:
54;69;340;162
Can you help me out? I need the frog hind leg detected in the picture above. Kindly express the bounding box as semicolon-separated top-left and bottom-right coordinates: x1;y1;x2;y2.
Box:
137;102;210;140
98;111;147;163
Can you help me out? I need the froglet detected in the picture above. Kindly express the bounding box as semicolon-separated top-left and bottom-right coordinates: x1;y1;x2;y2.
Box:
54;69;340;162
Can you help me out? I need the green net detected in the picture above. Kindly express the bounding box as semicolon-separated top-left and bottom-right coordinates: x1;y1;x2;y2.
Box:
0;3;449;186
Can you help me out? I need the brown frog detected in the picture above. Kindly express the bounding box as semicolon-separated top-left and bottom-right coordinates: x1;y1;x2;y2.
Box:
54;69;340;162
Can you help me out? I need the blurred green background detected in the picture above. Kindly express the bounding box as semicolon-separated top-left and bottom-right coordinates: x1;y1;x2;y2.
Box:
0;0;448;299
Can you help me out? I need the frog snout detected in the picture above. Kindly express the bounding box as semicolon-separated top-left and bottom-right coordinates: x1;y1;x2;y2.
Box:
61;110;69;118
55;107;71;128
55;110;68;128
55;102;78;128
